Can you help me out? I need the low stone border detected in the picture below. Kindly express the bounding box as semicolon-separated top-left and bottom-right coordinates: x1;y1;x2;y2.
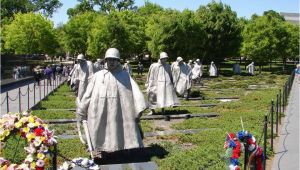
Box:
144;128;219;137
47;113;219;123
173;104;217;107
140;113;219;120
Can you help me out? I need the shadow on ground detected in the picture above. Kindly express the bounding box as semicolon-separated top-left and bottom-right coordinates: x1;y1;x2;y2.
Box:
94;144;168;165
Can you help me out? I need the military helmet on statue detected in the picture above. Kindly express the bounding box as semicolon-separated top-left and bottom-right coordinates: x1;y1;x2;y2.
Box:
105;48;120;60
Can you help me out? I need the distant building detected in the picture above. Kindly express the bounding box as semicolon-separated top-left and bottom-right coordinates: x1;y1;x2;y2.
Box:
280;12;299;25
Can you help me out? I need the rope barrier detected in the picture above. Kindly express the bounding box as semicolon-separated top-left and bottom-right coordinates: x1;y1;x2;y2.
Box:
8;93;19;101
1;96;7;105
20;88;28;96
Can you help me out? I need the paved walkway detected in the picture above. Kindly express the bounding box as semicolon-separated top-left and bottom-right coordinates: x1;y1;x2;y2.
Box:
271;77;299;170
0;77;66;115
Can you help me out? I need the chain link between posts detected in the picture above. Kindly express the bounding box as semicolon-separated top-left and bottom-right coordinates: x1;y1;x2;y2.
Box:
20;88;28;96
8;93;19;101
1;96;7;105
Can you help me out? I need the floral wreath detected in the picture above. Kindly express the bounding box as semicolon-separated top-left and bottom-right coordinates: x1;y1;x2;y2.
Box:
0;112;57;170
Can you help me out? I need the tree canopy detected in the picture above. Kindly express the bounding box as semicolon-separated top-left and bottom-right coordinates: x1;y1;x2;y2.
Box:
3;12;58;55
1;0;62;23
241;11;298;71
195;1;242;63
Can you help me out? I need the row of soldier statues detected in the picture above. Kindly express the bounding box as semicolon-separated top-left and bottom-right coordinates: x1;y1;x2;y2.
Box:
68;48;256;160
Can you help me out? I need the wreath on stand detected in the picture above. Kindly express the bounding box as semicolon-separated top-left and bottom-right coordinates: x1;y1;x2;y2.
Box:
0;112;57;170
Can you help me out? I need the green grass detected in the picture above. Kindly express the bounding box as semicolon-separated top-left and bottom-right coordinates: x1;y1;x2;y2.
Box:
31;110;76;119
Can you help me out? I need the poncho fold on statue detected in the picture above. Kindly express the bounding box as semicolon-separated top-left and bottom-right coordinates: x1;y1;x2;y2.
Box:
171;62;192;95
77;66;146;152
146;60;179;109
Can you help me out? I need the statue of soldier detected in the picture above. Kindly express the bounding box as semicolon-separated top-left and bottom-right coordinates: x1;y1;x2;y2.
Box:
93;59;105;72
191;59;203;84
246;62;255;76
72;54;94;103
209;61;217;77
123;60;132;75
171;57;192;100
77;48;146;158
145;52;179;115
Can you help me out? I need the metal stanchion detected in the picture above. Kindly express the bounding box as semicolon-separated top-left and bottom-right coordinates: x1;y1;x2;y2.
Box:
6;92;9;113
270;100;274;151
263;114;267;170
44;79;46;98
52;144;57;170
18;88;21;112
47;79;49;96
279;89;281;124
34;84;36;105
27;85;30;110
276;94;279;134
39;83;42;101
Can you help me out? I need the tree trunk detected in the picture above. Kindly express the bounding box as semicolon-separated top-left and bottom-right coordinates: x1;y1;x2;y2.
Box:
259;65;262;74
282;58;286;71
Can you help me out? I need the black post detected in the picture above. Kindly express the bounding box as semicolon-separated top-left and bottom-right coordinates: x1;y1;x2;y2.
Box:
39;84;41;101
6;92;9;113
18;88;21;112
34;84;36;105
279;89;281;124
263;114;267;170
52;144;57;170
27;85;30;110
44;79;45;98
282;86;285;115
271;100;274;151
244;146;248;170
276;94;279;134
47;79;49;96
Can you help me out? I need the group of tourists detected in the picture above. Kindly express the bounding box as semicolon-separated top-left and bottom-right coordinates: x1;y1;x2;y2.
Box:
32;64;72;86
12;65;30;80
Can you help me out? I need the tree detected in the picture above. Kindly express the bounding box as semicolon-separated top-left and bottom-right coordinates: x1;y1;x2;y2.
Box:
145;9;206;61
87;12;130;59
116;10;147;57
145;10;182;60
67;0;95;18
195;1;242;64
137;1;163;16
1;0;62;22
281;23;300;70
3;12;59;56
241;12;290;73
63;12;97;56
92;0;137;14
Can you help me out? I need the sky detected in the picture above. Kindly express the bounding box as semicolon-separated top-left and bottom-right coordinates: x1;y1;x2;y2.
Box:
51;0;300;27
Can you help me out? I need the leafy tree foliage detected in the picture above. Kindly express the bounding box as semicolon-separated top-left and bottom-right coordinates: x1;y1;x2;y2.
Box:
195;1;242;63
67;0;95;18
1;0;62;22
241;11;296;72
145;9;205;61
87;12;130;59
63;12;97;56
92;0;136;14
3;12;58;55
